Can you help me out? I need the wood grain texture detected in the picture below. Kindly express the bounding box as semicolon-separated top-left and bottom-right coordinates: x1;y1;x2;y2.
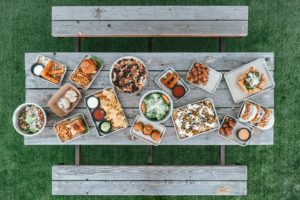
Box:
52;165;247;181
25;88;274;108
51;6;248;37
25;52;274;71
52;6;248;21
24;126;273;145
52;21;248;37
52;180;247;195
24;52;274;145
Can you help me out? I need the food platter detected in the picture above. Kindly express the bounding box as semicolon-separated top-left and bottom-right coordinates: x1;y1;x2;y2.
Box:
186;62;222;93
47;83;81;117
31;55;67;86
70;55;103;90
218;115;254;146
84;87;128;137
155;67;190;103
171;98;220;141
224;58;275;103
130;115;166;146
110;56;148;94
54;113;89;143
237;100;274;130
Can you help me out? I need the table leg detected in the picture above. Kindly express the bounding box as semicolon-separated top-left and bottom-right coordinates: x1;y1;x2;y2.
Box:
219;37;225;165
74;38;81;52
146;37;153;165
147;146;153;165
75;145;81;165
74;37;81;165
219;145;225;165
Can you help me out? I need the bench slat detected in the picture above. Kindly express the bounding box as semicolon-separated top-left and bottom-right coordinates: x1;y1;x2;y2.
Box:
52;180;247;195
25;53;274;71
52;166;247;181
25;126;273;145
52;21;248;38
52;6;248;21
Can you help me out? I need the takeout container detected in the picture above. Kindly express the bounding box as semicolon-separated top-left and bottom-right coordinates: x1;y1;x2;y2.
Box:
139;90;173;124
155;67;190;103
31;55;67;86
84;87;128;138
53;113;90;144
110;56;148;95
224;58;275;103
218;115;254;146
171;98;220;141
237;100;275;130
130;115;166;146
12;103;47;137
47;83;81;117
186;62;222;93
70;54;103;90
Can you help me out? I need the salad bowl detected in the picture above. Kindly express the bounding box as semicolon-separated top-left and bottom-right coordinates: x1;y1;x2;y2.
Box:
139;90;173;124
12;103;47;137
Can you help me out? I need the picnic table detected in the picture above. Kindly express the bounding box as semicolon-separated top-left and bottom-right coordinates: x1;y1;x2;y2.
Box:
22;5;275;196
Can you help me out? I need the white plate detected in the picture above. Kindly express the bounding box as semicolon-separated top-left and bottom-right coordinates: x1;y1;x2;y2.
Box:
218;115;254;146
155;67;190;103
186;62;222;93
130;115;166;146
224;58;275;103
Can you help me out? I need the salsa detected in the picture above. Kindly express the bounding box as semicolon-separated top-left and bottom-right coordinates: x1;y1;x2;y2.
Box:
172;85;186;98
92;109;105;121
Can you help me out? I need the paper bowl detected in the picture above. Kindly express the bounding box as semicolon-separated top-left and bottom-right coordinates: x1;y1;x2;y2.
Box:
12;103;47;137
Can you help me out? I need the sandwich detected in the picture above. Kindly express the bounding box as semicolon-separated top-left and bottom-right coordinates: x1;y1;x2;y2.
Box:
250;105;266;124
257;109;274;130
239;102;257;122
238;67;267;94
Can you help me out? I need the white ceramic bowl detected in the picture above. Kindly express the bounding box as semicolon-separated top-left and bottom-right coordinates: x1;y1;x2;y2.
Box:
110;56;148;94
139;90;173;123
12;103;47;137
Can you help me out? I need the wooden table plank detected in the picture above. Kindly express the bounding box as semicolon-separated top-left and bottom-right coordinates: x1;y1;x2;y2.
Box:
52;6;248;21
25;69;274;89
25;53;274;71
52;180;247;195
52;21;248;38
24;126;273;146
25;52;274;145
52;165;247;181
25;88;274;108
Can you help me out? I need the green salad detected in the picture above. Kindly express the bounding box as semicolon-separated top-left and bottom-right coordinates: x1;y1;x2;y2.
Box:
142;93;170;121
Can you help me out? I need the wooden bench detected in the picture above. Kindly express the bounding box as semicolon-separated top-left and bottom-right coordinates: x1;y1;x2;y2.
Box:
52;6;248;38
45;5;255;196
52;165;247;196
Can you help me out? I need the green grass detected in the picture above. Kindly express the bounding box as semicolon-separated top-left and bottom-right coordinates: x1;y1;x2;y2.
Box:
0;0;299;199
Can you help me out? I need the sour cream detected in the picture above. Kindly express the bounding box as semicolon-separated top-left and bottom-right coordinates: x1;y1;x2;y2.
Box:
246;72;260;88
32;64;44;76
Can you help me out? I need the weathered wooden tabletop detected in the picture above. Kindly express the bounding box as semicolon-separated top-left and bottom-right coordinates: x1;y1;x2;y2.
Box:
24;52;274;145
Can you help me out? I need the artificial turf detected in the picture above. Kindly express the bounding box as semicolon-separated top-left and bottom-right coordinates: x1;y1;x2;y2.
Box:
0;0;299;199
